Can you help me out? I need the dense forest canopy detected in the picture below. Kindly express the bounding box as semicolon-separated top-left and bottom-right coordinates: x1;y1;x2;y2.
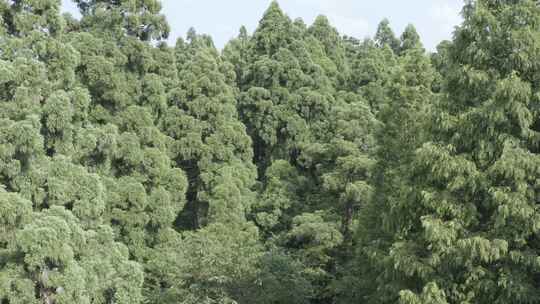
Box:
1;0;540;303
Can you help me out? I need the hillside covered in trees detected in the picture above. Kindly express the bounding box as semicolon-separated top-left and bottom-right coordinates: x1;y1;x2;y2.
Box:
1;0;540;303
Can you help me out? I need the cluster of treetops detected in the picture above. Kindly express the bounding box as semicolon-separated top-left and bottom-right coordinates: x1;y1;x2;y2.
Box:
1;0;540;303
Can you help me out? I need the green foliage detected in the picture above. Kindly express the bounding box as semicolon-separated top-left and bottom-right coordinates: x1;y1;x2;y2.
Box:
5;1;540;304
308;15;350;87
147;223;261;303
362;1;540;303
400;24;423;54
168;31;256;230
74;0;170;40
221;3;381;302
0;192;143;304
237;251;314;304
345;38;398;113
375;19;400;54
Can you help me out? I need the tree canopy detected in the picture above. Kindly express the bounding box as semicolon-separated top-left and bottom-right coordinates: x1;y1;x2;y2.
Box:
3;1;540;304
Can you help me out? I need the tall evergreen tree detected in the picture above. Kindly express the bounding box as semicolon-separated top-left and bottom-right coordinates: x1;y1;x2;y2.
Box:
345;37;397;114
307;15;350;88
168;31;256;229
374;19;400;54
222;26;250;87
148;30;261;304
399;24;423;55
382;1;540;303
74;0;169;41
0;1;145;302
337;30;437;304
60;1;189;301
224;3;380;302
8;1;536;304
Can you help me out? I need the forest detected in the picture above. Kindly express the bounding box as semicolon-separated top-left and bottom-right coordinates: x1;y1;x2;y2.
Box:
1;0;539;303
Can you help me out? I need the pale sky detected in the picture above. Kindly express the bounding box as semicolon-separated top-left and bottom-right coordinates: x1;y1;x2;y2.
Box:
61;0;463;51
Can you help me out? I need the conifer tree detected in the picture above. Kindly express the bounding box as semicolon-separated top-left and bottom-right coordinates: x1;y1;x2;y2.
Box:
308;15;350;88
375;19;400;54
337;30;437;304
345;37;397;113
7;1;535;304
0;1;146;302
399;24;423;54
58;1;190;301
74;0;170;41
148;30;261;304
222;26;250;87
225;3;380;302
167;30;256;229
0;197;144;304
383;1;540;303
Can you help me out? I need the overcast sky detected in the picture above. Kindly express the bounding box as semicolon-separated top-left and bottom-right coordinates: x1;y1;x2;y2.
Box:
61;0;463;51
